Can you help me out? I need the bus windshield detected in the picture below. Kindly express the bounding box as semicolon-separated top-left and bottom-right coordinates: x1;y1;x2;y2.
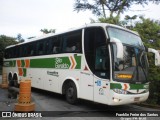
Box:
107;27;149;83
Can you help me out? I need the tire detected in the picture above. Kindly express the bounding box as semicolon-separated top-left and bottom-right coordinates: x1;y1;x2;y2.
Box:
65;82;78;104
8;74;14;87
14;79;19;88
13;74;19;87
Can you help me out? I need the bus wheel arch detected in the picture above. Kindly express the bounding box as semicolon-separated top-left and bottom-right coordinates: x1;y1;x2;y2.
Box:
62;79;79;104
13;73;19;87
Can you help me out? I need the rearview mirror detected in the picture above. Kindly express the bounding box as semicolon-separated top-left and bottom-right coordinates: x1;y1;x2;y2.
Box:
110;38;124;60
148;48;160;66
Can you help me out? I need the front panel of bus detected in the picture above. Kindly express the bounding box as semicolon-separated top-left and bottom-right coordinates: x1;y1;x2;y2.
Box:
107;27;149;105
83;26;149;105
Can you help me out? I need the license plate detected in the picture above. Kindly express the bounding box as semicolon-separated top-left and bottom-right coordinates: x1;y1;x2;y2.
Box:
134;97;140;102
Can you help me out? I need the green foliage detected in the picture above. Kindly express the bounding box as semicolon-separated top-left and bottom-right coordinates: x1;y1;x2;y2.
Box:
74;0;160;19
98;16;121;25
0;35;17;67
133;17;160;81
90;16;125;26
133;18;160;105
146;53;160;105
133;17;160;49
17;33;25;43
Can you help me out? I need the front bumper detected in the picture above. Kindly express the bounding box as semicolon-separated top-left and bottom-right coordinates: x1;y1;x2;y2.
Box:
108;91;149;105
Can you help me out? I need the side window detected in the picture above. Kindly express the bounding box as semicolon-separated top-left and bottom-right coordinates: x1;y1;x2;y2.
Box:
84;27;110;79
84;28;95;72
62;30;82;53
9;48;14;58
95;46;107;70
45;38;52;55
21;44;28;57
27;43;35;56
14;47;20;58
5;48;12;58
52;37;61;54
4;49;8;59
19;46;22;57
37;40;45;55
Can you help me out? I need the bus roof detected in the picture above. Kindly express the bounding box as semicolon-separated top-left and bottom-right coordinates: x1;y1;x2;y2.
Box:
6;23;139;49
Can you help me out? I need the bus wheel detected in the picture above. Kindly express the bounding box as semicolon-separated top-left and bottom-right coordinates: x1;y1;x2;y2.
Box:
8;73;14;87
65;82;77;104
13;74;19;88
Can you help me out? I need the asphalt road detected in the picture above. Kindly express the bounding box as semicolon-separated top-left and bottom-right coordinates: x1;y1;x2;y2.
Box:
0;75;159;120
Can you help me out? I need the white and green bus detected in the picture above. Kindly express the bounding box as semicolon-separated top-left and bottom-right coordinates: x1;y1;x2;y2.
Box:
3;23;160;105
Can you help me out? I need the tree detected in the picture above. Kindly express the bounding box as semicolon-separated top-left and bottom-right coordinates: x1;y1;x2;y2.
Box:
133;17;160;49
0;35;17;70
133;18;160;105
40;29;56;34
74;0;160;20
98;16;121;25
17;33;25;43
124;15;137;28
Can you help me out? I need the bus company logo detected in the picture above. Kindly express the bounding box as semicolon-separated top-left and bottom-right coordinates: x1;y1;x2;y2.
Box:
2;112;11;117
3;62;10;67
55;58;69;69
55;58;62;64
47;71;59;77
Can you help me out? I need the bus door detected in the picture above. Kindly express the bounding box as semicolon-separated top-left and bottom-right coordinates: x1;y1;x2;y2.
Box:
93;45;110;104
84;27;110;103
80;58;94;101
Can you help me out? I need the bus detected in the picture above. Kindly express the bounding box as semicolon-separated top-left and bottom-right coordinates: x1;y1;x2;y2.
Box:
3;23;160;105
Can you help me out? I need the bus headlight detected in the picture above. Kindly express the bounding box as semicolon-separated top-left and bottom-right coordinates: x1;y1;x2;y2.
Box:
113;89;127;94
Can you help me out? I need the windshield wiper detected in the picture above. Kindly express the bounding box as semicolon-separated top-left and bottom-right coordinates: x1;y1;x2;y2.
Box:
139;51;148;82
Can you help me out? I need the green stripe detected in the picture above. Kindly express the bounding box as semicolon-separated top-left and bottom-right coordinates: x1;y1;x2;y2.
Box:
4;56;82;69
130;84;145;90
30;56;81;69
110;83;122;89
12;60;16;67
23;68;26;77
75;55;81;69
110;83;148;90
21;60;25;67
30;58;55;68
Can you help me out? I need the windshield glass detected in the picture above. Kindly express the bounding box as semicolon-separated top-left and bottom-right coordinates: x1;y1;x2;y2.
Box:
107;27;148;83
108;27;144;47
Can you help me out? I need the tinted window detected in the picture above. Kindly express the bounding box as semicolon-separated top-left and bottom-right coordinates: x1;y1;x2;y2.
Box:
4;49;10;59
37;40;45;55
4;30;82;59
62;30;82;53
84;27;110;79
52;37;61;54
108;27;143;47
45;38;52;55
27;43;35;56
